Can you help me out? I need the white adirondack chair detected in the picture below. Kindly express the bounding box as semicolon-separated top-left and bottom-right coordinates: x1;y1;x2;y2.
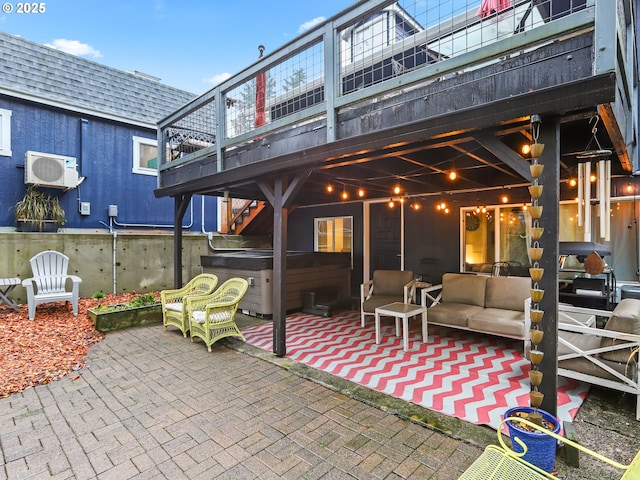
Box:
22;250;82;320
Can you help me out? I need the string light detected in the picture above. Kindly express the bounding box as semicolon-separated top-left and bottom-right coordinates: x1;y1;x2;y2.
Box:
341;190;349;200
393;184;401;195
522;144;531;155
436;201;449;214
388;198;395;208
358;187;365;198
448;170;457;181
569;178;577;187
326;184;333;193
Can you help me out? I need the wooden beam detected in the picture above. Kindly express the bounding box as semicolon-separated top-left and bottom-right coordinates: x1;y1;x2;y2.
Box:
155;74;616;200
474;132;532;181
600;103;632;172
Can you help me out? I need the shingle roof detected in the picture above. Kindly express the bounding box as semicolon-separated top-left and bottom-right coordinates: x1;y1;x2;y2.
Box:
0;31;197;126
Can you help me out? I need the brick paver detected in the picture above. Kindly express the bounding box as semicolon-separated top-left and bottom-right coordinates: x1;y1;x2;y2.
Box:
0;326;483;479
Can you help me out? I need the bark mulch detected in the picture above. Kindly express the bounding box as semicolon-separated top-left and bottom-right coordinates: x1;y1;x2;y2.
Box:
0;292;155;398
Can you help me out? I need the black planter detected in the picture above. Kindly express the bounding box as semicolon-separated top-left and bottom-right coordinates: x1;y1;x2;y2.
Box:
16;220;62;232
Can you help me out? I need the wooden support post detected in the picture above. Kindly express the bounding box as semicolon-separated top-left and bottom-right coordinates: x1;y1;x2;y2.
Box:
259;170;312;357
173;194;192;289
273;178;287;357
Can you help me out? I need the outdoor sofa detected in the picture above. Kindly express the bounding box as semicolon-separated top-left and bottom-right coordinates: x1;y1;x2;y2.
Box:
558;298;640;420
420;273;532;350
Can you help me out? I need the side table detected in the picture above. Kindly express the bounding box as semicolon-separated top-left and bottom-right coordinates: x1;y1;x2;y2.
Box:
0;277;21;313
375;302;427;351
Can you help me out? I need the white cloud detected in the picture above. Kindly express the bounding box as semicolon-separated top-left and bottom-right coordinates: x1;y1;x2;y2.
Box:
298;16;325;33
206;72;231;86
44;39;102;58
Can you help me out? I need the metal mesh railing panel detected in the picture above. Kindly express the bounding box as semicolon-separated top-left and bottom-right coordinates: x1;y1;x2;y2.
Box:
224;41;324;139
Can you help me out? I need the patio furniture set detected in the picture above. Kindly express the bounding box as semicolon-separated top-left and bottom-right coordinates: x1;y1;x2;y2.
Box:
362;269;640;420
360;270;532;353
161;274;249;352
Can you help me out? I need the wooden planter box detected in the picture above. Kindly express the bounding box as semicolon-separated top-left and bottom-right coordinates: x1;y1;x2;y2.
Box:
88;304;162;332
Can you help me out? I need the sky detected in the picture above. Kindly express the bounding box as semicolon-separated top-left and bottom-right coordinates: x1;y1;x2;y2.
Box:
0;0;356;94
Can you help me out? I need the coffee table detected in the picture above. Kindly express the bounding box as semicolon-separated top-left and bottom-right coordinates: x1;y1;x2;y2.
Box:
375;302;427;351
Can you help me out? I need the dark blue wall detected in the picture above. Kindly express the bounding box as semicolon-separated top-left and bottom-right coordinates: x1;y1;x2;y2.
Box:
1;97;217;231
289;202;363;297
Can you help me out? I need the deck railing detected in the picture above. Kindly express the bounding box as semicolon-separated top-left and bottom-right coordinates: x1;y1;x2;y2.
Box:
158;0;630;182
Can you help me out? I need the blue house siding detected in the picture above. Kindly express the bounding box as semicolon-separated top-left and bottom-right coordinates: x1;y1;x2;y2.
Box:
0;30;208;233
1;97;218;231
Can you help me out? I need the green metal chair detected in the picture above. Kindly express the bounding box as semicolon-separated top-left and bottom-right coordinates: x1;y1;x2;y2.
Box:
187;277;249;352
458;417;637;480
161;273;218;336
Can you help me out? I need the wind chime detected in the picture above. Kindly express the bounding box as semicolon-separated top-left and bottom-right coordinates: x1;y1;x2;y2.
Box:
527;115;545;424
576;115;612;243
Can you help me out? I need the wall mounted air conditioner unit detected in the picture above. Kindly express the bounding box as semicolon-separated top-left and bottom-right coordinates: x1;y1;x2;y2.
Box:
25;151;79;189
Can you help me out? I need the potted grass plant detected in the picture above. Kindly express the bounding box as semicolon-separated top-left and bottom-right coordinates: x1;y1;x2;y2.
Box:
13;186;66;232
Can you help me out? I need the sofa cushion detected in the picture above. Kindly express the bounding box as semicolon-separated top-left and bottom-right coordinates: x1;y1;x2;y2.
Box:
558;330;602;356
559;357;630;382
427;303;484;327
362;295;405;313
441;273;487;307
600;298;640;363
485;276;531;311
468;308;526;338
373;270;414;296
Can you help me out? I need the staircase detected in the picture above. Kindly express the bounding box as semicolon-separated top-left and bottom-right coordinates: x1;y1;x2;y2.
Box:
224;199;272;235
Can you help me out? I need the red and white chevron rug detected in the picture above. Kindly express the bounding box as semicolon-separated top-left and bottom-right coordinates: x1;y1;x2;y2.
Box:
241;310;589;429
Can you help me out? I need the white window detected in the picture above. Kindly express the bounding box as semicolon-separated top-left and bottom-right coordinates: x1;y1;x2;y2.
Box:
132;136;158;176
0;108;12;157
315;216;353;265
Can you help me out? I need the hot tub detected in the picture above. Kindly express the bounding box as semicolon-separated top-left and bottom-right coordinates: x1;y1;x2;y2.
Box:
201;251;351;317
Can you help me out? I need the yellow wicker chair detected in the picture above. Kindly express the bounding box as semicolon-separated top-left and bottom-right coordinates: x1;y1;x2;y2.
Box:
161;273;218;336
187;277;249;352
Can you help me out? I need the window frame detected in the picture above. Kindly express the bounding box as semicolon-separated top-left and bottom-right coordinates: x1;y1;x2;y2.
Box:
0;108;12;157
314;215;354;267
132;135;158;176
